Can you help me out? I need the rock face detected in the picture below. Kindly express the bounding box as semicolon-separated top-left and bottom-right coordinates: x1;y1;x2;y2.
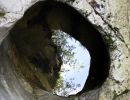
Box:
0;0;130;100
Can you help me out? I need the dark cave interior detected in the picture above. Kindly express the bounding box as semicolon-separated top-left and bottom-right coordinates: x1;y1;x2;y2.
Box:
9;0;110;95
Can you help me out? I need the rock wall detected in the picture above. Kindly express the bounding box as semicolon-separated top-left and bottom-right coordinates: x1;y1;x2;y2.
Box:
0;0;130;100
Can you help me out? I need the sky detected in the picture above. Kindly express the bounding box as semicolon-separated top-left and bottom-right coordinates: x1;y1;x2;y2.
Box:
54;33;91;96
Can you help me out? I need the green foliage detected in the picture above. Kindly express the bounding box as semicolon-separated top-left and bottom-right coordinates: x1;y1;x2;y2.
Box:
113;89;130;100
52;30;75;65
53;73;64;92
104;34;117;51
53;75;81;97
113;90;118;100
0;13;5;17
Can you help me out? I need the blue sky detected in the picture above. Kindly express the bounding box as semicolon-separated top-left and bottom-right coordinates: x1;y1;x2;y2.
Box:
56;34;91;96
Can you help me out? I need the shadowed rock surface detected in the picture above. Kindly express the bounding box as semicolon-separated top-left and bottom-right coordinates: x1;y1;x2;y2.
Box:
0;0;111;100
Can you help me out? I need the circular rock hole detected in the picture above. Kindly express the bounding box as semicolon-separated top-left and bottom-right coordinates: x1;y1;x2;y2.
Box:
9;0;110;97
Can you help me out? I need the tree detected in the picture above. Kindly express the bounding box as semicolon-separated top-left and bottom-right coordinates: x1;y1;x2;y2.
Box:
52;30;76;66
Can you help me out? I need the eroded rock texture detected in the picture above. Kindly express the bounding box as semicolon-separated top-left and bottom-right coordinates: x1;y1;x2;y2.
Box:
0;0;129;100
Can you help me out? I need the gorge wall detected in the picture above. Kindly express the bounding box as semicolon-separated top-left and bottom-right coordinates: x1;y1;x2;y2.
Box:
0;0;129;100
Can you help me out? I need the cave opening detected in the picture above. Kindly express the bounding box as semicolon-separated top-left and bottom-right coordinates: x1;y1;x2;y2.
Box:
9;0;110;97
51;30;91;97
